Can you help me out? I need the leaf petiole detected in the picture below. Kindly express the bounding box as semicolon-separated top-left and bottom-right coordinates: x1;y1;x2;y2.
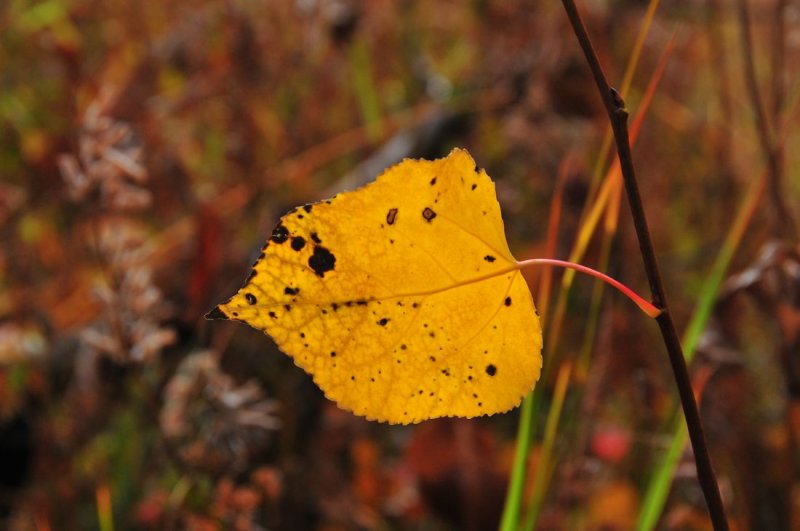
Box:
516;258;661;318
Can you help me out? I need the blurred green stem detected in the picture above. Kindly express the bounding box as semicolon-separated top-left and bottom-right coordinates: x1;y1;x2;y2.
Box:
348;39;384;140
499;392;536;531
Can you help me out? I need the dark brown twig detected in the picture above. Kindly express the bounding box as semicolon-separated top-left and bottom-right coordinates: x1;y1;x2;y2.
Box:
736;0;796;239
558;1;729;529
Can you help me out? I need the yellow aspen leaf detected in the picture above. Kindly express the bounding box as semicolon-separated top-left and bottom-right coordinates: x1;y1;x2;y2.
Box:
208;148;542;424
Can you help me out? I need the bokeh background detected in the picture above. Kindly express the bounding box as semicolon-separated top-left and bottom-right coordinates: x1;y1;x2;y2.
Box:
1;0;799;529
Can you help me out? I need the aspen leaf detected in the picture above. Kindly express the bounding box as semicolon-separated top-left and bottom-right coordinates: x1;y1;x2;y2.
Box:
208;148;542;424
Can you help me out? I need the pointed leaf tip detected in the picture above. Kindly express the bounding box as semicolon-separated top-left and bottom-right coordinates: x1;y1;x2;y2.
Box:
205;306;228;320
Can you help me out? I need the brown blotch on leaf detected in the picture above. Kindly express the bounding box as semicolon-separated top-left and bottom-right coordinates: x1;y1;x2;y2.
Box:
386;208;398;225
422;207;437;222
205;307;227;320
291;236;306;251
270;225;289;243
308;245;336;277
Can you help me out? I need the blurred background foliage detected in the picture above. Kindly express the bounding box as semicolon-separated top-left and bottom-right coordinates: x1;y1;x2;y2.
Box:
0;0;798;529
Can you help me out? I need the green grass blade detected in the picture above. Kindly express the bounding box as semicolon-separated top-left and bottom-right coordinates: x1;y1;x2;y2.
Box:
523;363;572;531
500;392;536;531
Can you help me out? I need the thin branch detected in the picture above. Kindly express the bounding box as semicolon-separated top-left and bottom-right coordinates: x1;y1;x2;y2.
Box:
736;0;796;239
558;1;730;529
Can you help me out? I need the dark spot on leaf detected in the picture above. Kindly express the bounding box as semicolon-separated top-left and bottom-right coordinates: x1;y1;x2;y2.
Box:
351;375;355;381
471;183;477;190
422;207;437;222
245;293;257;305
330;351;336;357
356;299;367;306
505;296;512;306
486;364;497;376
430;176;437;185
332;303;339;311
205;307;227;320
232;312;239;317
308;245;336;277
284;286;299;295
386;208;398;225
297;214;304;219
270;225;289;243
429;356;436;362
377;318;390;326
441;368;450;376
247;270;257;282
284;304;291;311
310;232;321;244
401;344;407;350
291;236;306;251
412;302;419;308
299;332;305;338
303;204;312;213
268;311;277;319
484;255;496;262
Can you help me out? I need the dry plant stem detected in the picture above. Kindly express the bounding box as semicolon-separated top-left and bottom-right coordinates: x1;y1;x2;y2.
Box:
736;0;796;239
558;1;729;529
